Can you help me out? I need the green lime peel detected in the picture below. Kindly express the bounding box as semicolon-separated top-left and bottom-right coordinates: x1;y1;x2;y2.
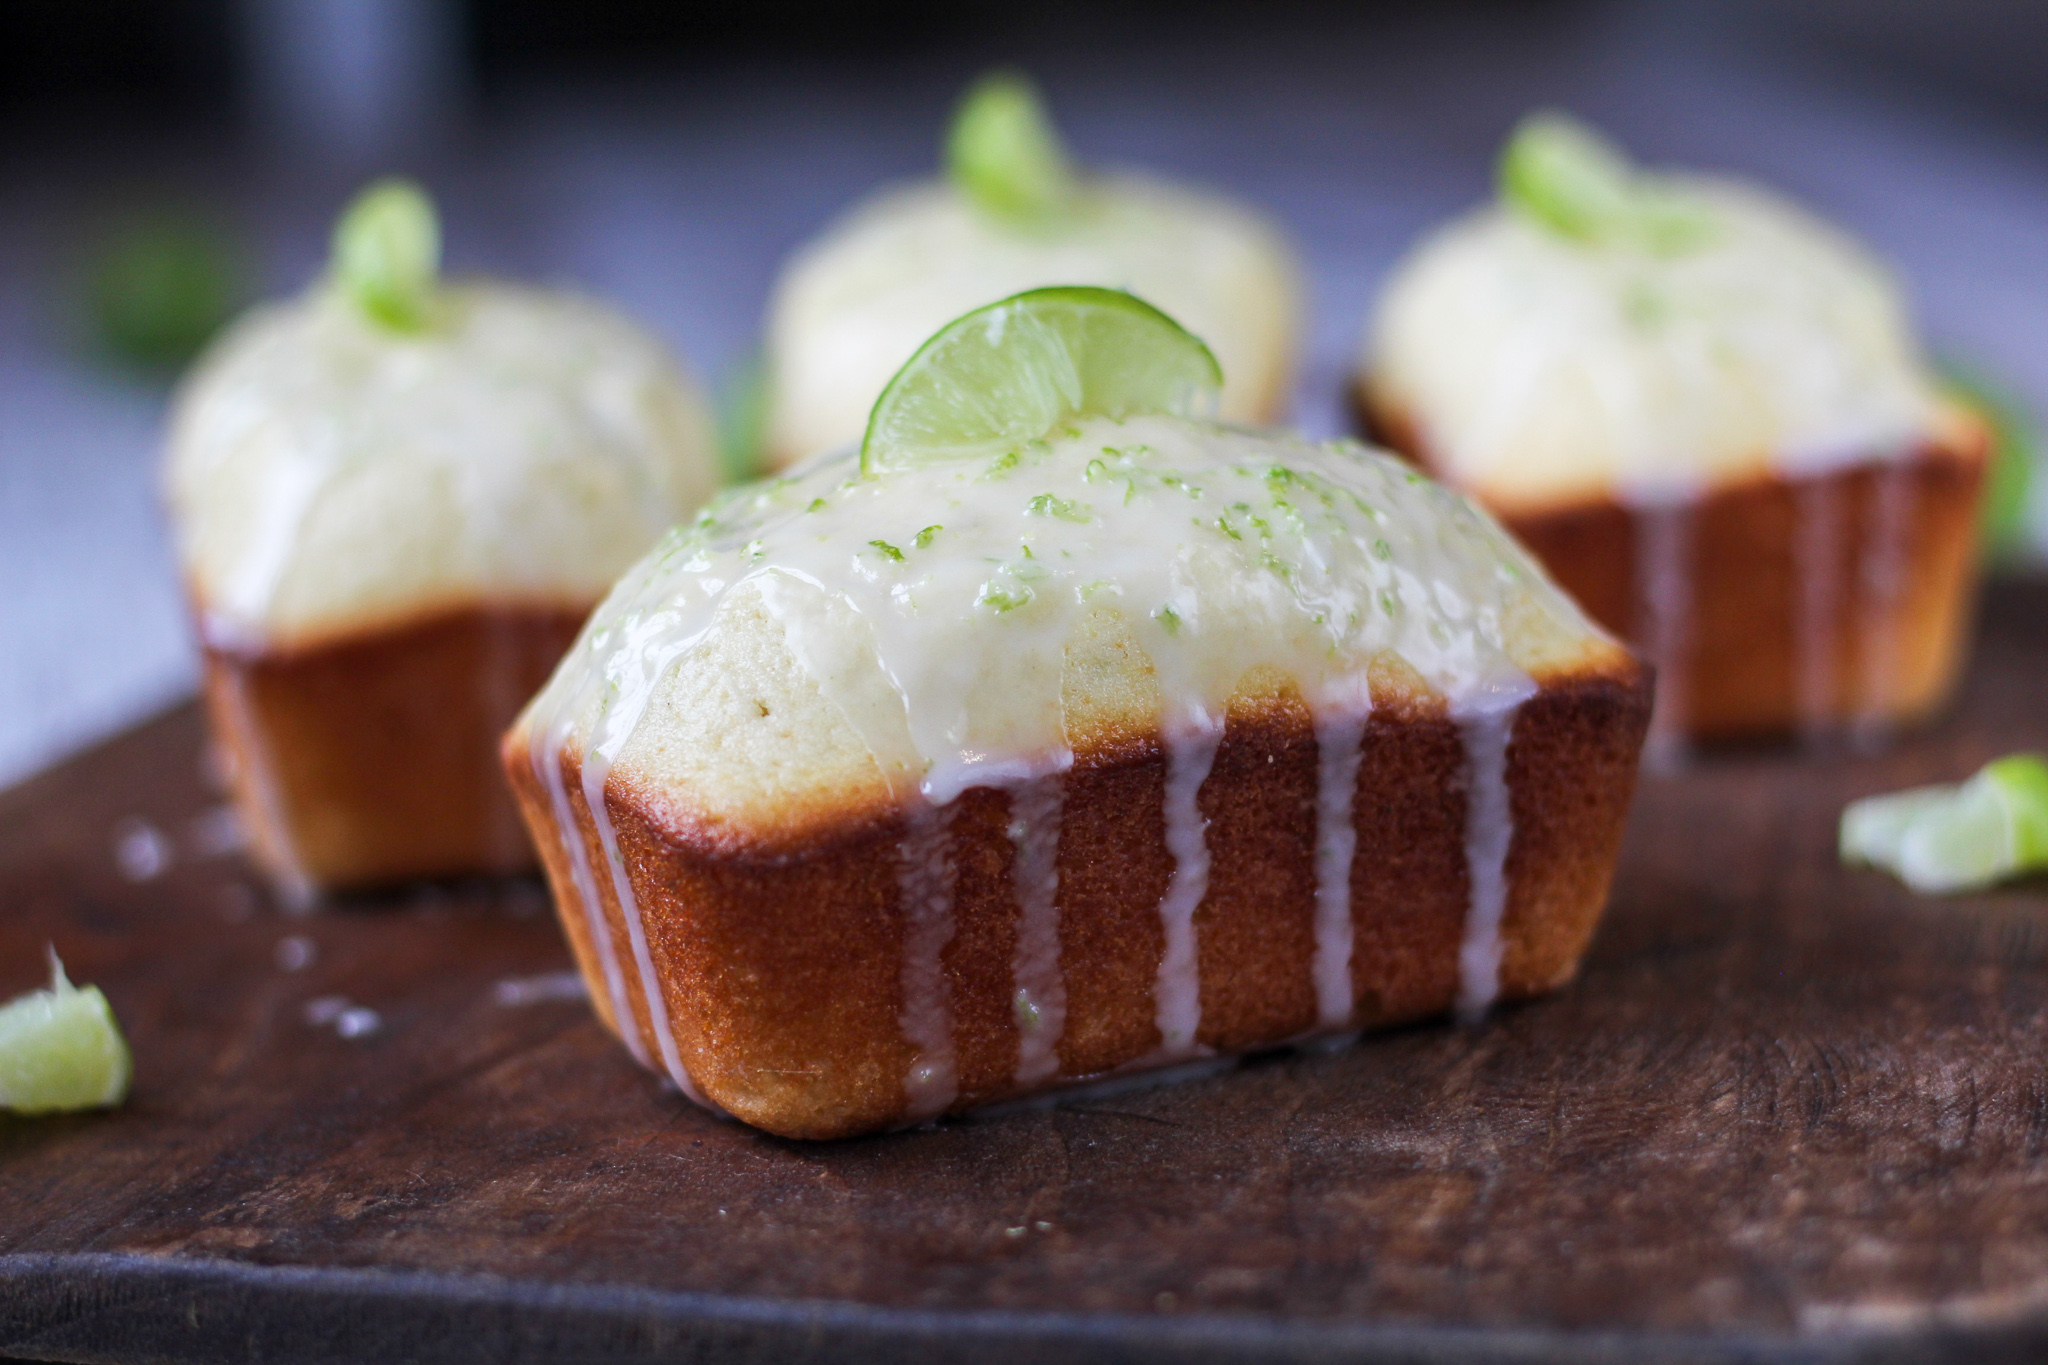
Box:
1842;753;2048;894
859;285;1221;477
947;71;1079;226
0;950;133;1116
332;177;441;332
1499;111;1713;254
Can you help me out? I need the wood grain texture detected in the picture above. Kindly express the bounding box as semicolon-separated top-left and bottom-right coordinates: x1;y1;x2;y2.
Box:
4;583;2048;1363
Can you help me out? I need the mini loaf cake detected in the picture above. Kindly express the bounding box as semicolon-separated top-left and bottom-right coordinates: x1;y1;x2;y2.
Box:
506;287;1650;1139
1358;114;1988;751
166;181;720;902
761;72;1302;468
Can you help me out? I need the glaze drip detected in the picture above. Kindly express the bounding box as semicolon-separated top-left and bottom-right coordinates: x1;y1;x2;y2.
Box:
1633;497;1694;769
1311;709;1369;1030
1007;774;1066;1086
1455;684;1534;1023
580;743;714;1108
1153;722;1223;1059
530;713;649;1072
899;802;961;1119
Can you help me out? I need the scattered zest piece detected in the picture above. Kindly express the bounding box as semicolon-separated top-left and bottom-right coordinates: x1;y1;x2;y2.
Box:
1842;754;2048;894
0;951;133;1115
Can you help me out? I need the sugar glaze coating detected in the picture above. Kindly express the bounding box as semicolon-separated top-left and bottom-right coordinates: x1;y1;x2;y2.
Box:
167;282;720;651
1369;179;1948;512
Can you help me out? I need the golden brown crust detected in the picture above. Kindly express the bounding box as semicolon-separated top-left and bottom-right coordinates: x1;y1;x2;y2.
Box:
1357;384;1988;741
203;603;589;893
504;651;1652;1141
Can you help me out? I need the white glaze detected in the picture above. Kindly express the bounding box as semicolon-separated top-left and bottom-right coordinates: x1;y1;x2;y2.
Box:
523;414;1585;1106
1454;682;1535;1024
765;176;1301;463
1311;708;1369;1030
166;282;720;649
898;802;961;1120
1152;721;1223;1059
1369;179;1945;513
528;711;651;1072
1633;496;1695;770
1007;774;1067;1087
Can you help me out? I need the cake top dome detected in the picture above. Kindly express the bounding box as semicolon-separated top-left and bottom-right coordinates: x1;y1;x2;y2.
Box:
528;289;1606;818
166;180;720;651
763;73;1301;467
1366;113;1954;512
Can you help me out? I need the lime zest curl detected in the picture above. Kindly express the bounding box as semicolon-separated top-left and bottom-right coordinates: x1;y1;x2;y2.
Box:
332;177;441;332
947;70;1079;226
1499;111;1714;255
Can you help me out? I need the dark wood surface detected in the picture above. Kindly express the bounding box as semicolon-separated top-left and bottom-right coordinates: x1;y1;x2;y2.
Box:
5;584;2048;1365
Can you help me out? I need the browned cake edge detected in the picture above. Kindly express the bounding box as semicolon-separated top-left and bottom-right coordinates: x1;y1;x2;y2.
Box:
200;599;591;895
505;649;1653;1140
1354;384;1988;741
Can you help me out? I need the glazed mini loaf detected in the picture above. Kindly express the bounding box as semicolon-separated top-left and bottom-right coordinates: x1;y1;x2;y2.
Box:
761;73;1302;467
166;182;721;901
1358;115;1987;748
507;289;1650;1139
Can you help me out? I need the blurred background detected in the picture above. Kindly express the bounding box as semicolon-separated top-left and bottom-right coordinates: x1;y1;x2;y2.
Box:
0;0;2042;787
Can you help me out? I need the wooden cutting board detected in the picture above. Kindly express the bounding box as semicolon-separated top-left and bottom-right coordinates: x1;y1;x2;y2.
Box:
4;583;2048;1365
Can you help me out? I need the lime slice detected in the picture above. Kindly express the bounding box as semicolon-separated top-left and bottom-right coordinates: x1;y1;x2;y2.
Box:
1841;754;2048;893
860;286;1223;476
946;70;1077;225
0;951;132;1115
1499;111;1712;253
332;177;440;332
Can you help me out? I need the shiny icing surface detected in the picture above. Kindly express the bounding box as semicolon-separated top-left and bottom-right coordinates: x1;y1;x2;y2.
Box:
765;177;1301;464
1367;178;1945;510
535;413;1574;807
525;415;1603;1112
167;282;720;651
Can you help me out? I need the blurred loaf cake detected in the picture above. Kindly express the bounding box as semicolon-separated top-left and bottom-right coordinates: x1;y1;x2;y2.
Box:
507;287;1650;1139
1358;114;1987;748
761;72;1302;467
165;181;720;901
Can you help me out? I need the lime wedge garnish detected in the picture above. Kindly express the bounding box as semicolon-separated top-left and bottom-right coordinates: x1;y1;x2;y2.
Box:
1842;753;2048;893
860;286;1223;477
1499;111;1712;254
332;177;440;332
0;951;132;1115
946;70;1078;225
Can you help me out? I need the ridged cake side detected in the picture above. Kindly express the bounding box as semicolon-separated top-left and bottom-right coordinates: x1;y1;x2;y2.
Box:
206;601;588;898
505;603;1649;1140
1359;386;1988;741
